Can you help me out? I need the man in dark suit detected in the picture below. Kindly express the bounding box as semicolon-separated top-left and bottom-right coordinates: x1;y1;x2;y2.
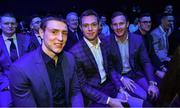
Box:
0;12;30;65
135;13;167;80
108;11;159;104
0;13;30;106
64;12;83;51
28;15;42;51
70;9;129;107
8;16;84;107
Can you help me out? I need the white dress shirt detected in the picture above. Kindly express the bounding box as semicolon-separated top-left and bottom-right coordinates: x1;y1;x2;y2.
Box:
84;37;106;83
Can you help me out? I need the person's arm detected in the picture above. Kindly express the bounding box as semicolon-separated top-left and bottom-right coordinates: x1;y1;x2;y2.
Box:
8;64;36;106
71;63;84;107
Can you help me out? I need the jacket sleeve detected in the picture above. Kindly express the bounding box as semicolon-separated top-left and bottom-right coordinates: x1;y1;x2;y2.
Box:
8;64;37;107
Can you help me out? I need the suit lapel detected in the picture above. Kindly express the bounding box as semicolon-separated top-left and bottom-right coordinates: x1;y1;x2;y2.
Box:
81;39;99;71
61;53;70;105
16;34;24;57
111;34;123;67
0;35;12;64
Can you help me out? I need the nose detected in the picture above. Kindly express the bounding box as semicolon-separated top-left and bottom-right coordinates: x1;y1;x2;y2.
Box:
87;25;92;31
57;33;63;41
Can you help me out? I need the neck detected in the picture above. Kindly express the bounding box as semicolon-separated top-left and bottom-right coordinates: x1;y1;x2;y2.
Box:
139;28;147;35
90;38;98;46
117;33;127;42
42;44;57;61
2;32;14;38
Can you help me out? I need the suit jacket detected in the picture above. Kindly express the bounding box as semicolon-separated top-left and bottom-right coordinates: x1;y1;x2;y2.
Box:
107;33;155;81
69;37;122;105
0;42;12;107
135;30;163;70
151;26;169;62
8;47;83;107
64;28;83;51
28;33;41;52
0;34;30;67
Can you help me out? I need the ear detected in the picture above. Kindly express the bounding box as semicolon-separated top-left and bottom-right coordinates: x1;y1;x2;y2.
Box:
126;21;130;28
39;28;44;39
79;25;82;31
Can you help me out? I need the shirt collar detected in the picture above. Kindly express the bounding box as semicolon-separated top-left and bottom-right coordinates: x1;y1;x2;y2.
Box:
83;37;101;49
41;47;63;65
115;34;128;43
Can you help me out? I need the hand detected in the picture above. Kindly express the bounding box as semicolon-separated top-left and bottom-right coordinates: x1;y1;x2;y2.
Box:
108;98;124;108
148;85;159;100
121;76;136;93
117;89;129;103
155;70;166;79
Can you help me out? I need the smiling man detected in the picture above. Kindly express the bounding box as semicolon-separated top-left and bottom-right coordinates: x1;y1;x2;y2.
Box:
8;16;84;107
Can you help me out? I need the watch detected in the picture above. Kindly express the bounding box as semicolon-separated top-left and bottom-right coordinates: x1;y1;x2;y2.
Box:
149;81;157;86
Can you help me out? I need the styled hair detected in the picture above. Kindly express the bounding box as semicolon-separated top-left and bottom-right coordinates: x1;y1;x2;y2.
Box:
80;9;99;25
138;13;151;21
0;12;16;22
40;16;66;31
111;11;128;22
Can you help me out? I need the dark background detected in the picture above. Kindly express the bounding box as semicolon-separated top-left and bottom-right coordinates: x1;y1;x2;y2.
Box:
0;0;179;26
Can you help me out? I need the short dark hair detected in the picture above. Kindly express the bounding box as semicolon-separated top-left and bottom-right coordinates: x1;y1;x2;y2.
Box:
160;13;174;19
138;13;151;21
111;11;128;22
40;16;66;31
80;9;99;25
0;12;16;22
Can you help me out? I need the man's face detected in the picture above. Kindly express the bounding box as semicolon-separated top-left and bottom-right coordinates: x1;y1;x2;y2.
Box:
30;17;41;31
0;16;17;37
162;15;174;30
67;14;79;30
139;16;152;32
111;15;129;38
41;20;68;55
80;15;99;41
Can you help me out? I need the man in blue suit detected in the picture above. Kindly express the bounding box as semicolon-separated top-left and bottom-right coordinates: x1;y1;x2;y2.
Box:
0;12;30;106
8;16;84;107
107;11;159;105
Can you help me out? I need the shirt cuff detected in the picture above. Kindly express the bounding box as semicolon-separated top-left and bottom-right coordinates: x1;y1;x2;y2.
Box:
106;97;110;104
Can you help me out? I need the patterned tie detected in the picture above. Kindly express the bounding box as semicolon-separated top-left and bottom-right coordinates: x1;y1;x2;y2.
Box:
8;38;18;62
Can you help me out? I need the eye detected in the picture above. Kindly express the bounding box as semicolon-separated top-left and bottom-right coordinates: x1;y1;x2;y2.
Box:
83;24;88;28
92;23;98;27
51;30;58;34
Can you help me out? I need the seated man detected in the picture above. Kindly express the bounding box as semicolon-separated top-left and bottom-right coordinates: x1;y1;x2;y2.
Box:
70;9;126;107
107;11;159;104
8;16;84;107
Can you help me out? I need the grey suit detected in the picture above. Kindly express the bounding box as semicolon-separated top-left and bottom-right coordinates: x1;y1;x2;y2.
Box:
151;25;170;62
8;47;83;107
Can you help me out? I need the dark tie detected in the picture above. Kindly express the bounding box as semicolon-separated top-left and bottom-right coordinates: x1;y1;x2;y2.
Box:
74;31;79;41
8;38;18;62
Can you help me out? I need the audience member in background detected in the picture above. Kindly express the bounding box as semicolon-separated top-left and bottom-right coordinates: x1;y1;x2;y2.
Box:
0;12;30;63
64;12;83;51
108;11;159;105
151;13;174;65
128;17;139;33
164;4;173;14
135;13;167;80
100;16;110;37
28;15;42;51
8;16;84;107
